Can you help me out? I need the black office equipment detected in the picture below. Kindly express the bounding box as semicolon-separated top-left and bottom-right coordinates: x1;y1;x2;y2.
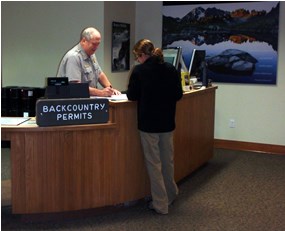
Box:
46;77;69;86
45;83;90;99
188;49;208;87
1;86;45;117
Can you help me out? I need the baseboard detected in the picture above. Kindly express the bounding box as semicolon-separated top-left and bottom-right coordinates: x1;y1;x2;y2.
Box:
214;139;285;155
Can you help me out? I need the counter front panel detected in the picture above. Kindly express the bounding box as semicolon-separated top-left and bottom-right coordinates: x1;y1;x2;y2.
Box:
1;87;217;214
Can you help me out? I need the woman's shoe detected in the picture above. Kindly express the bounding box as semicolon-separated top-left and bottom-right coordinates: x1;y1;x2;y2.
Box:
148;202;168;215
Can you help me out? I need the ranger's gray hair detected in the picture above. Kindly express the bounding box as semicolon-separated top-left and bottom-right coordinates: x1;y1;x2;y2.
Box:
80;27;96;41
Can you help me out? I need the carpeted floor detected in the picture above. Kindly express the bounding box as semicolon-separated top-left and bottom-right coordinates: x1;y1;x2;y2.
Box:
1;148;285;230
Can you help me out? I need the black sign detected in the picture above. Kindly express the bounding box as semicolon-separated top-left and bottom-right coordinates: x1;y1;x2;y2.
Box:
36;98;109;127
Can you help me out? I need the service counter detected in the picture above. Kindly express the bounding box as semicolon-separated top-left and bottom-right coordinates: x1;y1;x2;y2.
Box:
1;86;217;214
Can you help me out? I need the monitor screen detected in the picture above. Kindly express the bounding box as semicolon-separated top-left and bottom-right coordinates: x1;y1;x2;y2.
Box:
163;47;182;70
188;49;206;81
189;49;208;87
164;56;175;66
45;83;90;99
46;77;69;86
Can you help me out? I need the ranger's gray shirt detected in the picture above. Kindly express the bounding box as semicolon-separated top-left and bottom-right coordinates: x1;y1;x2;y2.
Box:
57;44;102;88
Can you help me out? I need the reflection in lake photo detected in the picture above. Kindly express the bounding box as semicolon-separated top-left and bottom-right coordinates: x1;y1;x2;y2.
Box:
162;1;279;84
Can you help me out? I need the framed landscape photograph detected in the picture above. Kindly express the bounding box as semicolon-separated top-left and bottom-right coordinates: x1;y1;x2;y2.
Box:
162;1;280;84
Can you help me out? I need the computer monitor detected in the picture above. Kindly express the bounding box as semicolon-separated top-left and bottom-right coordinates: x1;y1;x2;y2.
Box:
188;49;208;87
45;82;90;99
163;47;182;70
46;77;69;86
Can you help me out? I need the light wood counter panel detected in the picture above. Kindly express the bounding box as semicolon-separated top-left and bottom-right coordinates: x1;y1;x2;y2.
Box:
1;87;217;214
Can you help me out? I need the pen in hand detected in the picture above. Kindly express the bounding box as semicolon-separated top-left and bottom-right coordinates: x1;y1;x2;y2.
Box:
108;85;121;95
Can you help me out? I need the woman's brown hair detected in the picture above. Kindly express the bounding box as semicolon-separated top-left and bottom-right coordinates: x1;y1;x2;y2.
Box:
133;39;164;63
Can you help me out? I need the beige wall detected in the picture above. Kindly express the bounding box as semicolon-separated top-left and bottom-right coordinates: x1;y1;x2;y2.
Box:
103;1;136;91
135;2;162;48
1;1;105;88
1;1;285;146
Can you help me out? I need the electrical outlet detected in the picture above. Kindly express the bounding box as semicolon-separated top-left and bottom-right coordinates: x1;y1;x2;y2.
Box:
229;119;236;128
